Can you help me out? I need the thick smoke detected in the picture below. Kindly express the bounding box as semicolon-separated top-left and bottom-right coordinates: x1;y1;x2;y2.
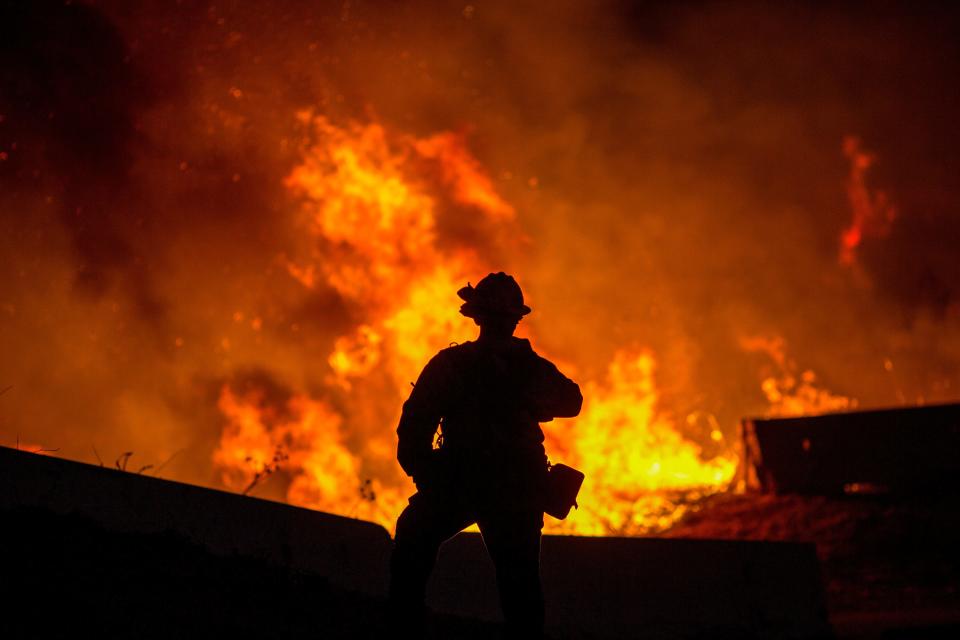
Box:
2;1;959;494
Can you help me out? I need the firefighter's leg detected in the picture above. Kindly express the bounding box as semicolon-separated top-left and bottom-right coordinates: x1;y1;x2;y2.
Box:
389;491;471;633
478;510;545;639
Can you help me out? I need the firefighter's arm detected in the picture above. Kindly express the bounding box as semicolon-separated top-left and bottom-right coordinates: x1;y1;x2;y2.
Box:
396;354;450;478
528;356;583;420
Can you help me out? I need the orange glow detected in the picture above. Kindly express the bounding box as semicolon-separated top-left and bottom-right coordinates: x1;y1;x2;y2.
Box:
11;441;54;455
413;132;515;221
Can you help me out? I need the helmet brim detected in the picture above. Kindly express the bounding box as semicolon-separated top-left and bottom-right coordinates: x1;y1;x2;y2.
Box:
459;301;531;319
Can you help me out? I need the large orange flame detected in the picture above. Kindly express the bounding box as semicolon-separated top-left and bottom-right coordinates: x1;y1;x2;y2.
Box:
214;113;738;534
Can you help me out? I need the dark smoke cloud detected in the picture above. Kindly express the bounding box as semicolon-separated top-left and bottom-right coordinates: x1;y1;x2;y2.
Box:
1;1;149;298
1;0;959;489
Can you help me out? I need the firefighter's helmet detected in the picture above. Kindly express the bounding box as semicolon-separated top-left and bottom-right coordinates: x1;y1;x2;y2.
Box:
457;272;531;319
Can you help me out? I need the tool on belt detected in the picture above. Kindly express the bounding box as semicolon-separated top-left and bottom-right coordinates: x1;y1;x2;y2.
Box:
544;462;585;520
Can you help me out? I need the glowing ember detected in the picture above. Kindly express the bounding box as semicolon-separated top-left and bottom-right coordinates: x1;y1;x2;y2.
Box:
13;440;55;456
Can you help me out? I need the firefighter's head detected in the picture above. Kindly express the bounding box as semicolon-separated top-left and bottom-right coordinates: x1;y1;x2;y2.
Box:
457;272;530;336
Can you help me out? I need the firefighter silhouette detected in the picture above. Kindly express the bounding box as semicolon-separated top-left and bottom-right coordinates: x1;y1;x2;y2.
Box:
390;272;583;638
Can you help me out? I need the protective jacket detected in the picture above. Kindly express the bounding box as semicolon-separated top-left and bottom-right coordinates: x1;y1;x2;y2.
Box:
396;337;582;487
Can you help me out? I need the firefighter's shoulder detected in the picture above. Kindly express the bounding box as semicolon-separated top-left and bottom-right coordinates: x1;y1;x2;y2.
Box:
424;340;477;370
509;337;547;361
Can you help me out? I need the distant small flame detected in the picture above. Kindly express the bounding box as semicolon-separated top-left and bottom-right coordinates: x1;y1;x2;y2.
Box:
839;136;897;266
740;335;857;417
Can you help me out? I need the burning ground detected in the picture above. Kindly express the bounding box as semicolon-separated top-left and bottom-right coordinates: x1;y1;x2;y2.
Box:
2;1;960;535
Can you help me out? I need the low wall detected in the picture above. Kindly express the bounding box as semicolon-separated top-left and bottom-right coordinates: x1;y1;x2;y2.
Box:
742;403;960;495
0;445;392;596
429;533;830;639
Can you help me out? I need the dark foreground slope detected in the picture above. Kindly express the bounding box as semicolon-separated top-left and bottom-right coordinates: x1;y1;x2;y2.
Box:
0;446;831;639
3;504;832;640
0;505;496;640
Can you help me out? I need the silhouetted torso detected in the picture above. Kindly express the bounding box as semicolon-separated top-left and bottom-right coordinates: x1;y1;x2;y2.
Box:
397;336;580;518
389;272;582;638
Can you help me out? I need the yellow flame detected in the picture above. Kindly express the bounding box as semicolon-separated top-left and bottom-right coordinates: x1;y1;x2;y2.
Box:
544;351;736;535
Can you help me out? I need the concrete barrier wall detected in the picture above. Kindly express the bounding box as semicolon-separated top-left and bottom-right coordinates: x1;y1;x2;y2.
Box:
0;446;392;596
429;533;830;639
742;403;960;495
